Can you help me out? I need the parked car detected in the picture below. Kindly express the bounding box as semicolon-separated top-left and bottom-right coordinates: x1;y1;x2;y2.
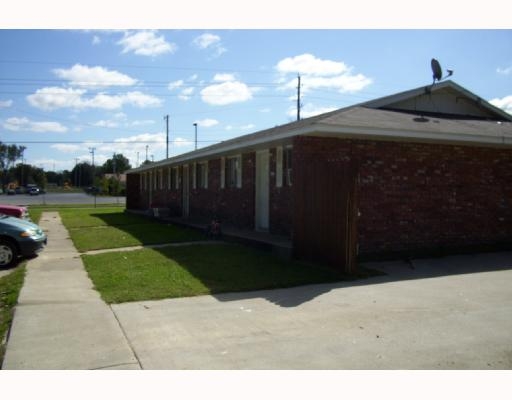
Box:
0;214;47;268
7;188;15;195
29;187;40;196
0;204;30;220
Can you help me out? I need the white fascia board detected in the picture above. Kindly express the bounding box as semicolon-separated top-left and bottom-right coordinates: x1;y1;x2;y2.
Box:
312;123;512;147
128;126;310;173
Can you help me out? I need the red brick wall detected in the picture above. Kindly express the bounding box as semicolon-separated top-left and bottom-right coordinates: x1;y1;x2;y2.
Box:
294;136;512;256
188;154;256;229
126;173;141;209
269;148;293;235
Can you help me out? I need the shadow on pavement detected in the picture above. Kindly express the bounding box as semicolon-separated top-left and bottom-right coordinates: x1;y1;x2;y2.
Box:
86;211;512;308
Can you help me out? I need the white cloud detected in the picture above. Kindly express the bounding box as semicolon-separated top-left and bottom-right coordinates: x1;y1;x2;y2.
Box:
287;103;337;119
3;117;68;133
0;99;13;108
51;144;81;153
92;35;101;45
497;66;512;75
128;120;155;126
213;73;236;82
53;64;137;88
113;112;127;120
179;87;194;101
27;87;86;110
27;87;162;110
490;95;512;114
201;79;254;106
275;53;372;94
193;33;221;49
188;74;198;82
195;118;219;128
277;54;349;76
168;80;184;90
173;137;193;148
117;30;176;57
225;123;255;131
93;120;119;128
192;33;226;58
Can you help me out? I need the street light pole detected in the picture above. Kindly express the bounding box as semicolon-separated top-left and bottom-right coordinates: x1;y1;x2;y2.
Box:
193;122;198;150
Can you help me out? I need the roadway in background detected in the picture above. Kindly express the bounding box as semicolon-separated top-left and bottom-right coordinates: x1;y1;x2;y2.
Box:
0;192;126;206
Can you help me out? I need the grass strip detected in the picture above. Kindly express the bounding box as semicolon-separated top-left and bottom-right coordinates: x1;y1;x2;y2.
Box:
0;266;26;367
82;244;342;304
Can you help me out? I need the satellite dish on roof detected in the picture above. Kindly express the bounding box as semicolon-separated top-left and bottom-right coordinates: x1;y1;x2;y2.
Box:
431;58;443;83
431;58;454;85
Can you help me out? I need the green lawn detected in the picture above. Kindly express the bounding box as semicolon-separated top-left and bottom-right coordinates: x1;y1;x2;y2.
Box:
37;207;204;252
70;223;204;252
0;266;26;366
82;244;342;303
58;207;151;229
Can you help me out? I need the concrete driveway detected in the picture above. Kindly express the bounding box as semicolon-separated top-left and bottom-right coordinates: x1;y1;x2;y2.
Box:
112;252;512;369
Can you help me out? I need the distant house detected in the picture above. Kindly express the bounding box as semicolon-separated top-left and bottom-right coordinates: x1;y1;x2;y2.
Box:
103;173;127;184
126;81;512;273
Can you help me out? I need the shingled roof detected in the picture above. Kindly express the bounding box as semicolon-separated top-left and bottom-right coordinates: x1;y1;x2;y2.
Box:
129;81;512;173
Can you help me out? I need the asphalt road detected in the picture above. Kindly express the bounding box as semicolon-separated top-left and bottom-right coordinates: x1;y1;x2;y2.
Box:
0;192;126;206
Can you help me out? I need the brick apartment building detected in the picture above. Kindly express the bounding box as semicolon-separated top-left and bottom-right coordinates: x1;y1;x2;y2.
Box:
126;81;512;272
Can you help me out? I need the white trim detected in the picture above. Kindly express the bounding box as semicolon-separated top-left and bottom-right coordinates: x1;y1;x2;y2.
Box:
312;123;512;147
276;146;283;188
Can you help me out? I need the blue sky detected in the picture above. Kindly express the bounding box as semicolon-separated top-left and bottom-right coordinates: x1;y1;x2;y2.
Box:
1;29;511;172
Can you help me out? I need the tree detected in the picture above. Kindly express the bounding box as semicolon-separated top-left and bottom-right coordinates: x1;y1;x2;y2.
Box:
102;153;132;174
70;162;95;187
0;142;26;189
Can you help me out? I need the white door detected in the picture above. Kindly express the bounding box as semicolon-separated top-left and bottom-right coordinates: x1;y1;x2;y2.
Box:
255;150;269;231
182;165;190;217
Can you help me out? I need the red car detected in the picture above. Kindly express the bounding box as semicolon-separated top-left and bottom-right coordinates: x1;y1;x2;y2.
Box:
0;204;30;220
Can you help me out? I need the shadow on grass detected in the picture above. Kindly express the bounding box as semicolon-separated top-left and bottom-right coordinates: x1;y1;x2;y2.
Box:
69;211;205;251
81;211;512;308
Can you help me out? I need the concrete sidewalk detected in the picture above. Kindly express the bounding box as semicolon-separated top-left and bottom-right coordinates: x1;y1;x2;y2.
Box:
2;212;140;370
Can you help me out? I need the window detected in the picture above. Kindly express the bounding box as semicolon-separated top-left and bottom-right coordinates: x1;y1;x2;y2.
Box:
284;146;292;186
167;167;171;189
276;146;283;188
226;155;242;188
158;169;163;190
140;174;143;192
174;167;180;190
197;161;208;189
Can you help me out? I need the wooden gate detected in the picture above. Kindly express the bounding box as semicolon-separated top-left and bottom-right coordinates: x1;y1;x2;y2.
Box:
293;158;358;274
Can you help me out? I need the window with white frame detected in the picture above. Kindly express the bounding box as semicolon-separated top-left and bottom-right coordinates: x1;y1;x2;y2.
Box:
226;155;242;188
197;161;208;189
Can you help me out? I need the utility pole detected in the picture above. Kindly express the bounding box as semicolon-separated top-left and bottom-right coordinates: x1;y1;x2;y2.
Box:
89;147;96;167
74;157;79;187
297;74;301;121
164;114;169;158
145;145;149;162
193;122;198;150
